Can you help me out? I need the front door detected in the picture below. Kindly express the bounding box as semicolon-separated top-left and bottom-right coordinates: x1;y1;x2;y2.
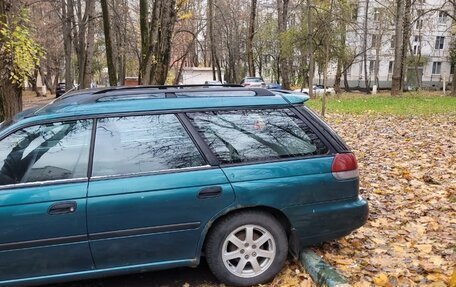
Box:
87;114;234;269
0;120;94;283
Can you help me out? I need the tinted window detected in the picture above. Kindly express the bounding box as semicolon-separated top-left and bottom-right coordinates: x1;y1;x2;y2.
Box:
92;114;205;177
187;109;328;164
0;120;92;186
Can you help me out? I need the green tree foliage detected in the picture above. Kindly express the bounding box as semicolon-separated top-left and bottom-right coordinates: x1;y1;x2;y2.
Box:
0;9;43;87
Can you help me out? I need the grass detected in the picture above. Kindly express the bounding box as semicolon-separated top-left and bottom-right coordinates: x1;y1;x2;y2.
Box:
305;91;456;116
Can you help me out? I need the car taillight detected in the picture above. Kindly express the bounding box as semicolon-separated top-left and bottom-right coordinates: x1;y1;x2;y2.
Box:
244;83;250;86
331;153;359;180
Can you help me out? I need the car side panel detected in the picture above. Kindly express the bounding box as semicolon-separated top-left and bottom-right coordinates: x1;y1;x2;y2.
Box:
220;157;364;245
0;183;94;283
221;157;357;207
87;168;235;269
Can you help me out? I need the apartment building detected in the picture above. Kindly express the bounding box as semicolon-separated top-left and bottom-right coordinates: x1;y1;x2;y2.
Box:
337;0;453;89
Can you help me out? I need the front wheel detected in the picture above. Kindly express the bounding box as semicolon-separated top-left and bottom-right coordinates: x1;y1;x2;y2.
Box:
205;211;288;286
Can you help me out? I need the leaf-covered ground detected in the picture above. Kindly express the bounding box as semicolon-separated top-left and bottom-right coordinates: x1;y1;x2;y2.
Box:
21;92;455;286
314;113;455;287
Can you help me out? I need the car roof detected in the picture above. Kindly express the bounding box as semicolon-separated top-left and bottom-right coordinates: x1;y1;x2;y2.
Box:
3;85;310;132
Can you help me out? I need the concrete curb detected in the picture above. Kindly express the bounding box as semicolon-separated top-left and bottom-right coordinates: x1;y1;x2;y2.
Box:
299;249;350;287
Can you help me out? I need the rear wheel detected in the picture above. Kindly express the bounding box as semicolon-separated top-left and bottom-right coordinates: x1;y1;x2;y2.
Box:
205;211;288;286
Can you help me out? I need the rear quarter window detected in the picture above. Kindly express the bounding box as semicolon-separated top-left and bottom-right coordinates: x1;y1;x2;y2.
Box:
187;109;328;164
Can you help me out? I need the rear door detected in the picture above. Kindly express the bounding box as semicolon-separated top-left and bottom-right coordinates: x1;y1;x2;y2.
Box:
87;113;234;269
186;108;356;207
0;120;94;282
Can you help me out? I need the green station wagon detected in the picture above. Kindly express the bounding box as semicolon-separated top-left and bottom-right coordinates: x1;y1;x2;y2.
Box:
0;86;368;286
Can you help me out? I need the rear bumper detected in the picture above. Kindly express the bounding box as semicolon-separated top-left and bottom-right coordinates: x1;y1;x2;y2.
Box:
282;196;368;246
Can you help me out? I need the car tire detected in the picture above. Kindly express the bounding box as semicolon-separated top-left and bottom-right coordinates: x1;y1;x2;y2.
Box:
205;210;288;286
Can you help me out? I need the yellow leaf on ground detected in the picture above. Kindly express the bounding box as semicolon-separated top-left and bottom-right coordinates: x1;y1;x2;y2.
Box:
373;273;391;287
415;244;433;253
449;268;456;287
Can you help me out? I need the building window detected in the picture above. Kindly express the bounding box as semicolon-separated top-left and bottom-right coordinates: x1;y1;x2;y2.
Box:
451;64;454;75
372;34;380;48
351;4;358;20
388;61;394;74
413;45;418;55
414;35;421;42
416;19;423;29
438;11;448;24
435;36;445;50
369;61;375;73
374;8;384;21
416;10;424;29
432;62;442;75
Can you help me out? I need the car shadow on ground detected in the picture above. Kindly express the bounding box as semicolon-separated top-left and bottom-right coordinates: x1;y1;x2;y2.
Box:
45;259;219;287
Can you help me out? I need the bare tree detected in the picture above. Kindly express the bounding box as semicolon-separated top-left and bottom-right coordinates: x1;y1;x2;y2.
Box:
101;0;117;86
391;0;405;95
247;0;257;77
139;0;178;85
277;0;291;89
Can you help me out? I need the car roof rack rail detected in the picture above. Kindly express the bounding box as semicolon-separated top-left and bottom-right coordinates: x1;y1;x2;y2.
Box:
92;84;244;95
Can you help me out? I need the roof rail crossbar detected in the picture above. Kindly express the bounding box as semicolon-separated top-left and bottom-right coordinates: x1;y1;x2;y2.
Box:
92;84;244;95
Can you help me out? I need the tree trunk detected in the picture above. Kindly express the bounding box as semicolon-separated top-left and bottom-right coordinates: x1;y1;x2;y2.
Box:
208;0;216;81
391;0;405;96
334;24;346;94
150;0;177;84
343;68;350;91
307;0;314;98
62;0;73;91
374;36;381;88
0;0;22;121
0;78;21;121
363;0;370;93
277;0;290;89
140;0;177;85
247;0;257;77
400;0;411;91
452;65;456;96
101;0;117;86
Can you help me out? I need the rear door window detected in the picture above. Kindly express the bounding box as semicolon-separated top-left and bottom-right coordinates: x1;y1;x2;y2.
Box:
92;114;206;177
0;120;92;186
187;109;328;164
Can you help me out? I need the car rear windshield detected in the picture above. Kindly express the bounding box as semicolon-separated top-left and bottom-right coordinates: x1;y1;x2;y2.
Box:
246;78;263;82
187;108;328;164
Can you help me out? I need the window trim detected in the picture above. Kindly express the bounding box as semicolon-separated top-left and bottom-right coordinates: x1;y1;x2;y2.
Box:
0;178;88;191
184;107;334;168
89;165;214;182
177;113;219;166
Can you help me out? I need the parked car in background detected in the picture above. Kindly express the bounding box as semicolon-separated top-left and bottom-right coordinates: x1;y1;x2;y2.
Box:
55;82;66;98
0;85;367;287
295;84;335;95
204;80;223;86
240;77;266;88
266;82;282;89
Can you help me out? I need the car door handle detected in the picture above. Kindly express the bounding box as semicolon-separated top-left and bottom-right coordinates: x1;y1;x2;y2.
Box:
198;186;223;199
48;201;77;215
